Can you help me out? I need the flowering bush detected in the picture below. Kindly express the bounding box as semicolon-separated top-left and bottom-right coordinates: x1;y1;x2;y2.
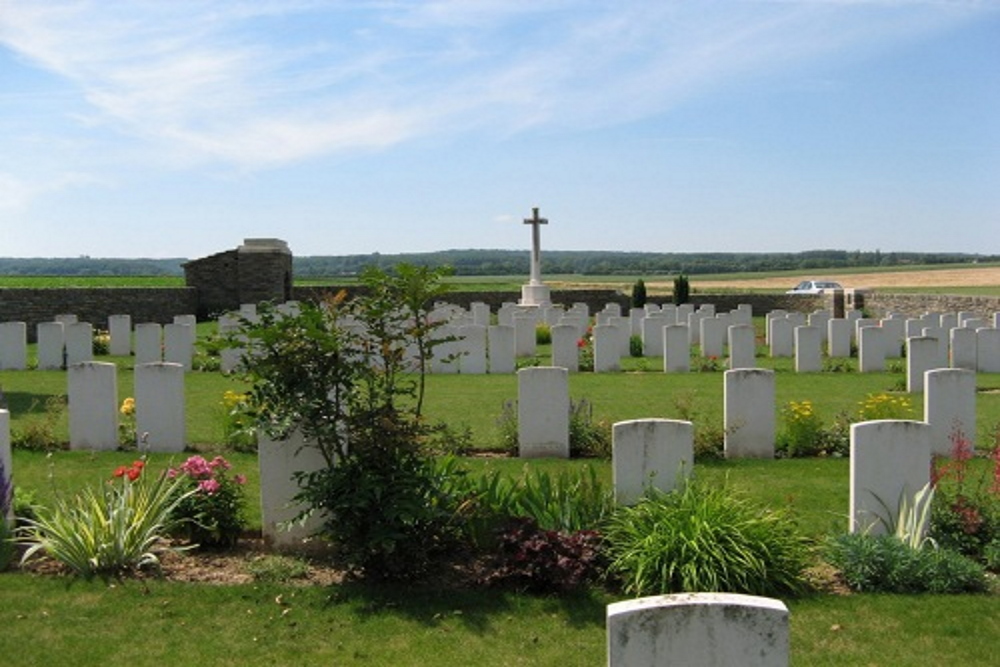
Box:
857;392;914;421
930;428;1000;569
577;328;594;372
167;455;247;549
220;390;255;452
778;400;825;457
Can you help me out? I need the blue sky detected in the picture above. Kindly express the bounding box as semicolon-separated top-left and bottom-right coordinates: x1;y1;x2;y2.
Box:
1;1;998;259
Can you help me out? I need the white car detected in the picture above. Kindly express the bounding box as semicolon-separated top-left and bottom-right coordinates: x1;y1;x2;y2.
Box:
786;280;843;295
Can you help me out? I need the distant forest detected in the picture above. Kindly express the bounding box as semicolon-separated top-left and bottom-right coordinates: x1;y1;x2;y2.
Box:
0;250;995;278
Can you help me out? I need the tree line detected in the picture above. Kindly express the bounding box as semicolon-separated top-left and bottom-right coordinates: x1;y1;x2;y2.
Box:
0;249;994;278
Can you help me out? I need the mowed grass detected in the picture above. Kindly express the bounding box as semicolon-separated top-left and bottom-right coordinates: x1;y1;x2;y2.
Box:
2;326;999;666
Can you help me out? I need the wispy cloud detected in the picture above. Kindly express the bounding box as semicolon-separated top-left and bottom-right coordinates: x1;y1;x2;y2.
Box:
1;0;994;170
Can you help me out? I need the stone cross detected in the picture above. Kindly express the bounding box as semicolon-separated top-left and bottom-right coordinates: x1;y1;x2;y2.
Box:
524;207;547;286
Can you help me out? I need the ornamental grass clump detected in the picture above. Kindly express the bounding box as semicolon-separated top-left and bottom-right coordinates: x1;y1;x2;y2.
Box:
19;460;193;579
604;480;811;597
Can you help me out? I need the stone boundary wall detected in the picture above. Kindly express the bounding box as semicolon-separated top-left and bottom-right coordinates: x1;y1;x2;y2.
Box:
0;288;198;342
855;292;1000;320
293;286;824;315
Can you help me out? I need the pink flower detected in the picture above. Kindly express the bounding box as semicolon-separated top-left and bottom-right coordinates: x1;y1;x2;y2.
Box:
166;468;178;479
198;478;221;495
209;455;231;470
234;474;247;485
181;456;213;478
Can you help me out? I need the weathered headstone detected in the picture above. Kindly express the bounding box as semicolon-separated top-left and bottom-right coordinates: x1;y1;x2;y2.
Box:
134;362;185;453
724;369;775;459
949;327;977;371
517;367;569;458
850;420;931;535
768;318;793;358
827;318;852;358
514;312;538;358
977;328;1000;373
642;314;668;358
68;362;119;451
858;325;886;373
700;316;727;359
612;419;693;505
593;323;622;373
607;593;789;667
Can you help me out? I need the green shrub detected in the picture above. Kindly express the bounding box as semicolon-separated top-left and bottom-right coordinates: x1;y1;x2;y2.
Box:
825;533;987;593
11;396;66;452
777;400;824;458
494;399;612;459
18;460;193;579
672;274;690;305
245;554;311;583
92;329;110;356
535;324;551;345
629;335;643;358
604;481;811;596
631;279;647;308
219;390;256;452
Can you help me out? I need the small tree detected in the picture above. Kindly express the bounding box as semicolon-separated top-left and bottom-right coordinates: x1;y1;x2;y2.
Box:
631;279;647;309
673;273;690;305
234;264;461;579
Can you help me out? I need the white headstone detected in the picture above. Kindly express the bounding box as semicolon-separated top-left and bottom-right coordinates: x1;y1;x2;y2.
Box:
514;313;538;358
977;328;1000;373
880;317;906;358
517;367;569;458
488;325;516;374
550;324;580;372
36;321;65;370
794;326;822;373
612;419;693;505
827;318;852;358
700;316;727;359
108;314;132;356
607;593;789;667
949;327;977;371
768;318;793;358
164;323;194;371
0;322;27;370
65;322;94;366
258;428;328;549
457;324;488;374
642;315;668;358
68;361;119;451
663;325;691;373
593;323;622;372
724;369;775;459
134;323;163;365
906;336;946;393
727;324;756;370
858;325;886;373
850;420;931;535
924;368;976;457
134;362;186;453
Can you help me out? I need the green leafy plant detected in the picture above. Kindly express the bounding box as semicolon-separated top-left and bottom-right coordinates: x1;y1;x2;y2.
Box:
18;460;193;579
118;396;136;448
825;533;986;593
569;399;611;458
245;554;311;583
628;334;643;358
92;329;110;356
604;480;811;596
535;323;551;345
577;328;594;372
11;396;66;452
167;455;248;549
219;390;256;452
857;392;913;421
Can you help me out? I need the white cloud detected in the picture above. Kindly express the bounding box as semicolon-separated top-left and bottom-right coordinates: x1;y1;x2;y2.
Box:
1;0;995;171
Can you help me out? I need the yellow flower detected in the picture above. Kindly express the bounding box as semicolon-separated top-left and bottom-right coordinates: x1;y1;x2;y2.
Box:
120;397;135;416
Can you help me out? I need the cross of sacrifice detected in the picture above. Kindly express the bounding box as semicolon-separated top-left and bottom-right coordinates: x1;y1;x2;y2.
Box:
524;206;548;286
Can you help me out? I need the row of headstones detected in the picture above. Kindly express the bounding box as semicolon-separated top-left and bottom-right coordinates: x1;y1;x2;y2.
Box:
63;361;186;452
0;314;198;371
767;310;1000;374
517;364;978;461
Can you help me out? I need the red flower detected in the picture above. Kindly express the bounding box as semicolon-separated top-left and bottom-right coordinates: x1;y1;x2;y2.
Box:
126;467;142;481
113;466;128;478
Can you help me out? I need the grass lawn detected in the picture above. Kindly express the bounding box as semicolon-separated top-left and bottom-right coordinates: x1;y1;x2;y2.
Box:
2;326;999;665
